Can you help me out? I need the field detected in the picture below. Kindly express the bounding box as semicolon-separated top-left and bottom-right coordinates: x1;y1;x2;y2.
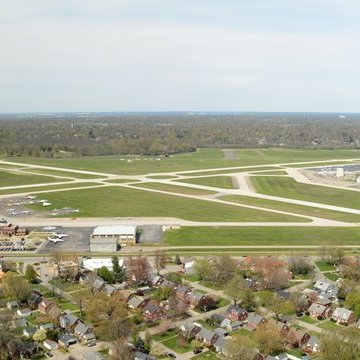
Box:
178;176;237;189
0;170;62;187
6;148;360;175
251;176;360;210
20;168;103;179
133;182;216;195
164;226;360;246
220;195;360;222
26;186;307;222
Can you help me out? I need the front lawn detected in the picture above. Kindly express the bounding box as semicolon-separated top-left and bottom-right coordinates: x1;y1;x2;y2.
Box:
315;261;335;272
161;335;196;353
152;329;177;342
191;351;220;359
300;316;319;324
58;302;79;311
318;320;342;331
324;272;340;281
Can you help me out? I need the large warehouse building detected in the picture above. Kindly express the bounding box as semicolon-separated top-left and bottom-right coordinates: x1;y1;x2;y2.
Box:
90;225;137;253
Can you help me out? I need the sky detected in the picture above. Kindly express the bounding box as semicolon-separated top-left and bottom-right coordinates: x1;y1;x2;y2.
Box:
1;0;359;113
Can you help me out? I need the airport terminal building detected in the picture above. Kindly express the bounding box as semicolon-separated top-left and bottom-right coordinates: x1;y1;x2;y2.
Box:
90;225;137;252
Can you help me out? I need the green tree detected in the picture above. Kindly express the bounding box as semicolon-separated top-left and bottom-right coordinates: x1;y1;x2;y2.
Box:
268;295;295;320
319;327;360;360
112;256;126;283
254;323;286;356
345;292;360;318
24;265;38;283
241;290;257;312
143;331;152;354
224;275;247;305
2;272;31;301
33;329;47;342
97;266;114;283
174;254;182;265
225;337;257;360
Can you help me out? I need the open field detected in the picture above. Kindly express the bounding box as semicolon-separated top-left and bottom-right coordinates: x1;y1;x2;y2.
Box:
286;161;360;168
147;175;179;179
6;148;360;175
251;176;360;210
0;170;63;187
0;182;103;196
249;170;288;175
132;182;216;195
178;166;280;176
103;179;140;184
163;226;360;246
220;195;360;222
25;186;307;222
178;175;237;189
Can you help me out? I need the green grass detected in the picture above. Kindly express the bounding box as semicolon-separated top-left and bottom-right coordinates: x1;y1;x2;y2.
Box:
191;351;220;359
318;320;342;330
164;226;360;246
0;170;62;187
147;175;179;179
220;195;360;223
58;302;79;311
250;170;288;175
152;329;177;342
324;272;340;281
178;176;237;189
161;336;195;353
0;182;103;196
132;182;215;195
26;186;307;222
300;316;319;324
251;176;360;210
178;166;280;176
8;148;360;175
104;178;140;183
20;168;103;179
315;261;335;272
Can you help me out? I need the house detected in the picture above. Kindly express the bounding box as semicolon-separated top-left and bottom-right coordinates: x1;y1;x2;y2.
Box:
214;327;229;337
127;296;146;309
159;279;176;289
43;339;58;351
212;313;231;328
23;326;37;338
18;342;39;358
59;333;77;348
151;275;163;287
12;318;28;328
17;308;32;317
48;305;62;319
305;336;320;353
179;322;202;339
103;284;117;296
80;274;105;292
134;351;156;360
276;290;291;301
175;284;192;301
188;292;211;309
60;314;81;330
357;319;360;329
331;307;356;325
308;303;330;319
293;330;311;346
38;299;56;314
246;313;267;330
313;281;338;299
226;305;248;322
314;295;332;307
227;321;243;332
196;328;219;347
39;323;55;331
27;290;43;309
142;303;163;321
74;321;93;339
7;301;19;310
214;336;230;355
271;321;290;335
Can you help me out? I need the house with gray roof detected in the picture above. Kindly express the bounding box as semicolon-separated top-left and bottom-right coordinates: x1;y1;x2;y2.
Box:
60;314;80;330
82;351;105;360
246;313;267;330
7;301;18;310
332;307;356;325
179;322;202;339
127;296;146;309
59;333;77;348
214;336;230;355
74;321;93;339
196;328;219;347
23;326;37;338
305;335;320;353
308;303;330;319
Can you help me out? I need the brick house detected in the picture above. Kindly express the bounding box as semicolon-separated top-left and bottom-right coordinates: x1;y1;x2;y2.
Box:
226;305;248;322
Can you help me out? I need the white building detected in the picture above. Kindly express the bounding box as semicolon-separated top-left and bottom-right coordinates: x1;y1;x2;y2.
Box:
82;258;125;272
90;225;137;252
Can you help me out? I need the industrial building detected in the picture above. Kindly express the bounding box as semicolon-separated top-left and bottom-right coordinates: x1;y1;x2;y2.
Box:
90;225;137;253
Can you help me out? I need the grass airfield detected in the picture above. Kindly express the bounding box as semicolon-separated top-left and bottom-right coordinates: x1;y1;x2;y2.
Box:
1;148;360;253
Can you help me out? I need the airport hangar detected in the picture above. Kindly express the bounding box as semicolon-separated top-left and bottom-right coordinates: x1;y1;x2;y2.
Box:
90;225;137;252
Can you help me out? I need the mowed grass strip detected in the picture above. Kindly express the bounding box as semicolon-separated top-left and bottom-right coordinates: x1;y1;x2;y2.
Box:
0;170;62;187
249;170;288;175
104;179;140;184
220;195;360;223
132;182;215;195
178;166;279;176
26;186;307;222
164;226;360;246
0;182;103;196
251;176;360;210
178;176;237;189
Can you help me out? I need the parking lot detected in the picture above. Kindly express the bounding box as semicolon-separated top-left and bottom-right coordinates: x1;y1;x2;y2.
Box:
0;240;33;252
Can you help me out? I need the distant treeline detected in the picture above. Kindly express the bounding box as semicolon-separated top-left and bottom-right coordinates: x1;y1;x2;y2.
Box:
1;113;360;157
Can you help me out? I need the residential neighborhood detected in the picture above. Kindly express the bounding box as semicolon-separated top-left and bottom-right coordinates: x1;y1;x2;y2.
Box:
0;250;359;359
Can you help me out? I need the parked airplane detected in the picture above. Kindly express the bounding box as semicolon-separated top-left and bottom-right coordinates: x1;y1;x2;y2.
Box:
47;237;65;244
52;233;69;239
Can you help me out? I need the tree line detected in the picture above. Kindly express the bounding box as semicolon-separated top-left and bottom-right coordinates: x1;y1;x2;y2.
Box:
1;113;360;157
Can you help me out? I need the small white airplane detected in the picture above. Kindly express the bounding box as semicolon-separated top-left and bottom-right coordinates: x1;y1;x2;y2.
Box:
52;233;69;239
48;237;65;244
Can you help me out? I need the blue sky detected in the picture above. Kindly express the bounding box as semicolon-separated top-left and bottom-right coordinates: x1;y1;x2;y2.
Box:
1;0;359;112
